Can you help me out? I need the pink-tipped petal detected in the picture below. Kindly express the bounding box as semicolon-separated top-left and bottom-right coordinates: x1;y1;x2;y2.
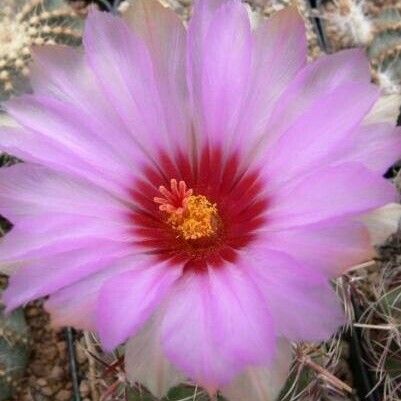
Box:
221;340;292;401
264;82;379;187
244;249;345;341
162;267;275;391
0;164;127;223
2;243;132;311
44;255;150;330
124;0;190;149
263;218;374;277
187;0;226;87
125;313;185;397
235;7;307;150
84;10;185;155
97;262;181;351
267;163;397;230
5;95;137;191
188;0;252;149
260;49;373;151
338;124;401;174
0;126;131;198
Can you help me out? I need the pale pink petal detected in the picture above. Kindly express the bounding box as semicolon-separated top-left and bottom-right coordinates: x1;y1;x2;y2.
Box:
235;8;307;150
187;0;226;94
125;313;185;397
17;46;151;195
255;49;373;153
363;93;401;125
31;45;154;158
221;340;292;401
187;0;252;149
3;243;132;311
0;164;128;222
267;163;397;230
362;203;401;246
264;82;378;187
0;216;132;265
4;95;138;198
124;0;190;149
244;249;345;341
44;255;150;330
97;261;182;350
0;164;134;274
162;267;275;391
263;218;374;276
83;10;183;155
0;126;132;198
337;124;401;174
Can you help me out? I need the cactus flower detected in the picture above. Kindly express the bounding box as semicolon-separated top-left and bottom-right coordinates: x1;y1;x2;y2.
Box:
0;0;400;399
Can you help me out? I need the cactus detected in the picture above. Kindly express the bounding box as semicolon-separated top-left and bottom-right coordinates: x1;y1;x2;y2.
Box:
315;0;401;93
0;280;30;401
356;254;401;401
369;6;401;93
0;0;83;101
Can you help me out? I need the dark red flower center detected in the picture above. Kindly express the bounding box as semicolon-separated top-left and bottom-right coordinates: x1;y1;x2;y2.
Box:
129;145;268;272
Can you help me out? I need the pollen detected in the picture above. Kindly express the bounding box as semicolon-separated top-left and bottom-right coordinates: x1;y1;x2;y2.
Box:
154;179;219;240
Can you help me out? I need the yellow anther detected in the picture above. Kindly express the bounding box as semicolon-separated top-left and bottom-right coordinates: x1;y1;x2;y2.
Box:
154;180;219;240
168;195;218;240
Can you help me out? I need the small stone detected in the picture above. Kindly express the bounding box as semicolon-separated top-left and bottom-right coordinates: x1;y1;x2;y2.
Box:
79;380;90;397
56;389;72;401
41;386;54;396
37;378;47;387
50;366;64;380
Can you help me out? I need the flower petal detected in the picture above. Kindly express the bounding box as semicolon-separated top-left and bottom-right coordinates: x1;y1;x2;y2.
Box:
264;82;378;187
258;49;373;152
2;243;131;311
84;10;184;155
337;123;401;174
125;313;185;397
161;267;275;391
44;255;148;330
363;203;401;246
124;0;190;148
234;7;307;150
363;93;401;125
221;340;292;401
267;163;397;230
262;219;374;276
0;164;127;223
244;249;345;341
187;0;252;149
97;261;182;350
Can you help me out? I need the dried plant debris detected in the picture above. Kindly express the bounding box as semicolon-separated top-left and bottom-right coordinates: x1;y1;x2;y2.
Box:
0;0;82;101
278;337;355;400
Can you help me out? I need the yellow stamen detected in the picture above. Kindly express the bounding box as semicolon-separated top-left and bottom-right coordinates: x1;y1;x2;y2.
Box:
169;195;218;240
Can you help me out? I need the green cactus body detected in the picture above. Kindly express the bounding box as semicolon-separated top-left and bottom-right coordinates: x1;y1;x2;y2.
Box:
0;0;83;101
0;303;30;400
368;7;401;93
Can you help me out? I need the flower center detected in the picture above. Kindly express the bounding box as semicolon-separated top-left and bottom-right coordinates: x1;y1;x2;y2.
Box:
154;179;219;240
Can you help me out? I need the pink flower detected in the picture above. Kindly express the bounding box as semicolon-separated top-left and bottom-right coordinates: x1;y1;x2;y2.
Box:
0;0;400;398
